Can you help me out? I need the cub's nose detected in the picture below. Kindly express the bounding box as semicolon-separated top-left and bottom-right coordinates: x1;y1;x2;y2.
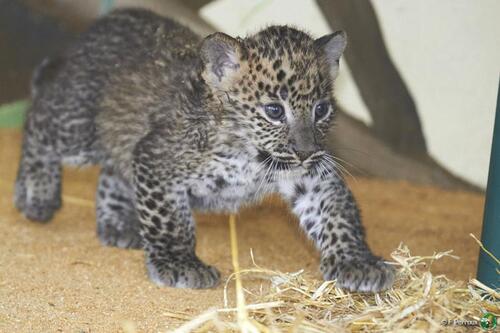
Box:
293;149;314;161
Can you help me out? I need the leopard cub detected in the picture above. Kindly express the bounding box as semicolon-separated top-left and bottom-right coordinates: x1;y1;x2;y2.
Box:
15;8;394;292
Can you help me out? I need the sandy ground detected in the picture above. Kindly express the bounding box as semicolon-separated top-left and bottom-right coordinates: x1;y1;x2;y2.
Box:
0;129;485;332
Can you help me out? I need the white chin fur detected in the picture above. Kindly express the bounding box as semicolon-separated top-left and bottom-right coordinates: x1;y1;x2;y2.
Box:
276;168;306;179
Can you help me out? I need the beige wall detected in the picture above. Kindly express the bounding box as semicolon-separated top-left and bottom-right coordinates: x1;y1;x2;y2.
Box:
201;0;500;188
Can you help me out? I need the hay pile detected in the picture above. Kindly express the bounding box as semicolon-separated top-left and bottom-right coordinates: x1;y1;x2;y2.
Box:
166;216;499;333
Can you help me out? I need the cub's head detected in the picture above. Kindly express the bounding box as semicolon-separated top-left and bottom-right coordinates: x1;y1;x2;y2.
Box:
201;26;346;173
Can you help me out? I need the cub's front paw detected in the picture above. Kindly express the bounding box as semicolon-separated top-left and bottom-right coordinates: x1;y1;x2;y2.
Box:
321;255;395;292
146;254;220;289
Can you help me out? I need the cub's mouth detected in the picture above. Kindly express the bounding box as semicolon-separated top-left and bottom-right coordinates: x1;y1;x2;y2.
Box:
256;150;297;171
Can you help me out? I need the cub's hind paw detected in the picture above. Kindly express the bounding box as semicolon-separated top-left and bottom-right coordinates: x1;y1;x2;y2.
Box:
321;255;395;293
14;183;61;222
146;255;220;289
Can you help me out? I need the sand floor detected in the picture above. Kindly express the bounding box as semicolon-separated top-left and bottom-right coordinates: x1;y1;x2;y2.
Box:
0;129;485;332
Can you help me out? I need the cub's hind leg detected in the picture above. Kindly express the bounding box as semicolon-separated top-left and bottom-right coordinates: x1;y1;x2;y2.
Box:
96;167;142;249
15;126;62;222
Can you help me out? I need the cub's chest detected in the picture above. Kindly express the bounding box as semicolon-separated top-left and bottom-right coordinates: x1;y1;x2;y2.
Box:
186;156;265;211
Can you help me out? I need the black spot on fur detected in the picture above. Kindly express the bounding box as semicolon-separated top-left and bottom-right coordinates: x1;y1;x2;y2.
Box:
341;233;352;243
108;203;123;211
145;199;157;210
215;176;228;189
331;233;338;244
148;226;159;236
305;220;314;231
272;59;282;70
279;86;288;100
158;207;167;216
151;215;162;228
277;70;286;81
294;183;306;197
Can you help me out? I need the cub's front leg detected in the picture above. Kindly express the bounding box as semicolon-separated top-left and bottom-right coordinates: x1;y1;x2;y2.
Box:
132;158;220;289
280;173;394;292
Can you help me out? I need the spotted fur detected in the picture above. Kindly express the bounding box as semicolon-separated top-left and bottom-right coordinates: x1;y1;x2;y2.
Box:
15;8;394;292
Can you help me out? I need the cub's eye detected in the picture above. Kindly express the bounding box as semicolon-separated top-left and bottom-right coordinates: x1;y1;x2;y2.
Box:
264;103;285;121
314;102;330;121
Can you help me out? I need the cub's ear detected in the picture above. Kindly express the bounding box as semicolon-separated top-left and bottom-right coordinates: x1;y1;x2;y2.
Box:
201;32;246;90
314;31;347;80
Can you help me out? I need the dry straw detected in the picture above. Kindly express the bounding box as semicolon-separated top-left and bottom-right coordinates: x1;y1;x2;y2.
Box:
169;215;499;333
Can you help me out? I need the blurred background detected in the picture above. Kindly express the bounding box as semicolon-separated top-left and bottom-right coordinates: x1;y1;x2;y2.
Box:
1;0;499;191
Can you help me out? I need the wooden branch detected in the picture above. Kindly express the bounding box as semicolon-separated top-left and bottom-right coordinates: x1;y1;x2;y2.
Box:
181;0;214;12
329;110;480;192
316;0;428;155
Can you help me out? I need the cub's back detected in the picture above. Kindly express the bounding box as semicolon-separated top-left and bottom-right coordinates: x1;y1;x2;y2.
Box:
36;8;199;112
31;8;201;171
